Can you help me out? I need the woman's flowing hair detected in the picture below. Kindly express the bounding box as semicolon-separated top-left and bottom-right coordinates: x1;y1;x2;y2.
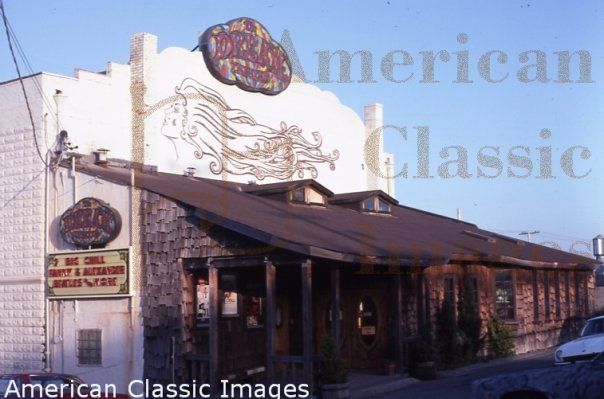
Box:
162;78;339;180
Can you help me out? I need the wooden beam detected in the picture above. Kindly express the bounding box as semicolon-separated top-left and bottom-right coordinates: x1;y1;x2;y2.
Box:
301;260;313;389
396;274;404;374
330;267;341;354
265;260;276;383
208;265;219;397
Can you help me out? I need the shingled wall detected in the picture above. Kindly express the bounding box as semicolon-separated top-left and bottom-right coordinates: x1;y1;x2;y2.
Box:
141;190;271;384
424;264;594;355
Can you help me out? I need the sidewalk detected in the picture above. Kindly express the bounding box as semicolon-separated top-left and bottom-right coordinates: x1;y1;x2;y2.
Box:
436;347;556;378
349;371;419;399
347;347;555;398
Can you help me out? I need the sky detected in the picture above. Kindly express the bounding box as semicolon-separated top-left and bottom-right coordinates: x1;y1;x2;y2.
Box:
0;0;602;255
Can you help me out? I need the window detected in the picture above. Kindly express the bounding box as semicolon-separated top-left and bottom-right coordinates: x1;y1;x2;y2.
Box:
77;329;102;365
469;276;479;307
290;186;325;206
444;277;455;307
357;297;378;347
544;271;551;321
362;197;374;211
565;270;571;317
361;196;391;214
244;296;264;328
291;187;305;202
377;198;391;213
581;318;604;337
196;277;210;327
532;270;539;321
554;271;561;319
494;269;515;320
574;272;582;316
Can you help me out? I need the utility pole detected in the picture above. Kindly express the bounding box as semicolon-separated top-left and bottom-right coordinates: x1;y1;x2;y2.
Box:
519;230;540;243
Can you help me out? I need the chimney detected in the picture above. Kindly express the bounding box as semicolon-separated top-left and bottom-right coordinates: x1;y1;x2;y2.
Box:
93;148;109;165
185;167;196;177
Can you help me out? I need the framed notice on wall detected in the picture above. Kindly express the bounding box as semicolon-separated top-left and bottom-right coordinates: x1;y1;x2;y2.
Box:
221;273;238;316
196;278;210;327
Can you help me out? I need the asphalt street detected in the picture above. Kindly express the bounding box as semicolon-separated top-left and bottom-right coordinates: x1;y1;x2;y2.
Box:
377;348;555;399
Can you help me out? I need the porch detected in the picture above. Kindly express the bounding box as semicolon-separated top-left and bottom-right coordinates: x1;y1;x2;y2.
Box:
180;255;424;395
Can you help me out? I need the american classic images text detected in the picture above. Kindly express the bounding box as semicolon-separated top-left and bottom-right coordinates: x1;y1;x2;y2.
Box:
1;380;310;399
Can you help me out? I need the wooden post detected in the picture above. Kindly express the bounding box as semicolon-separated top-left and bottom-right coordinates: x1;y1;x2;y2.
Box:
396;273;405;374
208;265;219;397
416;271;424;326
265;260;276;383
330;267;341;354
301;260;313;390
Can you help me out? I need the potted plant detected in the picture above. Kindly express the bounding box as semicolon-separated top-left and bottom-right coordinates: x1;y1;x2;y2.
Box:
411;323;437;380
318;335;349;399
383;345;396;375
383;358;396;376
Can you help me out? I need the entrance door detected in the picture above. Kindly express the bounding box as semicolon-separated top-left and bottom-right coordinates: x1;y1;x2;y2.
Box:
348;289;391;369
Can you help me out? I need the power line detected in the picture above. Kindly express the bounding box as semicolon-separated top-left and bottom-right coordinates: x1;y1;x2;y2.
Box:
6;17;63;135
0;0;48;166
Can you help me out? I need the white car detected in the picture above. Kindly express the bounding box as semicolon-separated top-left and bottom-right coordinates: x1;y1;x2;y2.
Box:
555;315;604;364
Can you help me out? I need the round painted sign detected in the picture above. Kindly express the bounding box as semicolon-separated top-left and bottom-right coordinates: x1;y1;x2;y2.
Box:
59;197;121;247
199;17;292;95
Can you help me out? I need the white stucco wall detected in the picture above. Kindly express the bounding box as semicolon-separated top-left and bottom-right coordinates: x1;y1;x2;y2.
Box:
0;67;142;385
46;169;143;391
139;35;373;194
33;33;391;195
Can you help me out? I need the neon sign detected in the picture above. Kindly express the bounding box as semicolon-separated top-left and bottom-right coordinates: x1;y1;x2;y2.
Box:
59;197;121;247
200;17;292;95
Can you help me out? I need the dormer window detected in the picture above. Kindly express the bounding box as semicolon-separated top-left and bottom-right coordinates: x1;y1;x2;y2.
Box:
362;196;392;214
289;186;326;206
329;190;398;214
291;187;305;203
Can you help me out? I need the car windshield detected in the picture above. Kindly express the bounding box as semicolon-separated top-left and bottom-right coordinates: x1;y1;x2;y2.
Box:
581;319;604;337
0;376;19;396
28;375;86;391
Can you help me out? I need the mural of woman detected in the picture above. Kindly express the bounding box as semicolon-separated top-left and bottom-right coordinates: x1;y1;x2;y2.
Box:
160;78;339;180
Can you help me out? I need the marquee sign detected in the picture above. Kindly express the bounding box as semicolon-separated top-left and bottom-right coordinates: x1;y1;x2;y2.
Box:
59;197;121;247
48;249;129;298
199;17;292;95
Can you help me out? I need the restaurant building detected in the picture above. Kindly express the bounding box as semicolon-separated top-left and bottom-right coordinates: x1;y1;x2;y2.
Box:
0;17;596;392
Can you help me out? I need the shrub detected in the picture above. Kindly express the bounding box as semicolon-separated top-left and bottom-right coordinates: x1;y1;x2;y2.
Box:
412;322;437;363
318;335;347;384
457;278;484;361
435;300;461;366
486;314;515;358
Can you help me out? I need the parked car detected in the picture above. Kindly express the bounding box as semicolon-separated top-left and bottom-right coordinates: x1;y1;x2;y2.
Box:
473;350;604;399
0;373;128;399
555;315;604;364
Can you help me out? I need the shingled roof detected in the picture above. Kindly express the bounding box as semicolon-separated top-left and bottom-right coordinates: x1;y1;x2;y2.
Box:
73;160;596;270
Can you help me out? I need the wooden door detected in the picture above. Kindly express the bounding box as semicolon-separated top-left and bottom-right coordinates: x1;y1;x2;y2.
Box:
348;287;391;369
